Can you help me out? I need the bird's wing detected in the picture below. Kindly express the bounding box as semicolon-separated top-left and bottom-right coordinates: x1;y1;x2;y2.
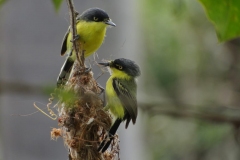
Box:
61;17;82;56
60;26;70;56
112;78;138;128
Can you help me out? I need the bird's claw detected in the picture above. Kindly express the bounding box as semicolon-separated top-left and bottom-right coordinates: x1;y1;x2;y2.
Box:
70;34;80;42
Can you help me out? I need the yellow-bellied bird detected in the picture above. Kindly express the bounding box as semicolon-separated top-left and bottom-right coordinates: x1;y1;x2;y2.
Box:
98;58;141;153
57;8;116;87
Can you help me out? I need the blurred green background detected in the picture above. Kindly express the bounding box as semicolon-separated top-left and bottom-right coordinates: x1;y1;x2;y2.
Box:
139;0;240;159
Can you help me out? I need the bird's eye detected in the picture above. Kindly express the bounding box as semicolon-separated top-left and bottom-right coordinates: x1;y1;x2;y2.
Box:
116;64;123;70
93;17;98;21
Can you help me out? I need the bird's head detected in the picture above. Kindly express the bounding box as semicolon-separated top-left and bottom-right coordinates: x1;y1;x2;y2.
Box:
79;8;116;27
99;58;141;78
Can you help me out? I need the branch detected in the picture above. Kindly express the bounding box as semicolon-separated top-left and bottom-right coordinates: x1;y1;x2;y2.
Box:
65;0;84;66
139;103;240;126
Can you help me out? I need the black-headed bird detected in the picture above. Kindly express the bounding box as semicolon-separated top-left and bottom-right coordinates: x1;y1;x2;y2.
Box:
57;8;116;87
98;58;141;153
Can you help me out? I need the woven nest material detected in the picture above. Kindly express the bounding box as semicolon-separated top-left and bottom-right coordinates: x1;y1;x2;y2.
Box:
52;63;120;160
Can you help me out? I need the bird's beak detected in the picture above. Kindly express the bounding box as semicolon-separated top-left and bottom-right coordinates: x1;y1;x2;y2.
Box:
105;19;116;27
98;62;110;67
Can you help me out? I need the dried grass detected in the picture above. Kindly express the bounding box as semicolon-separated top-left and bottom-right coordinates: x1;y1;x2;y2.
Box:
53;62;119;160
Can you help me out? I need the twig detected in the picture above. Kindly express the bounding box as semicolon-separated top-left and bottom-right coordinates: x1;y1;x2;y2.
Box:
65;0;84;66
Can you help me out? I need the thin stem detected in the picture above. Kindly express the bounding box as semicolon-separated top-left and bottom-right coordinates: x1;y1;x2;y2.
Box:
65;0;84;67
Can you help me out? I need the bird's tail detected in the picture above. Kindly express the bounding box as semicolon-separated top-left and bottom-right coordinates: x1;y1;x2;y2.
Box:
57;56;74;88
98;118;122;153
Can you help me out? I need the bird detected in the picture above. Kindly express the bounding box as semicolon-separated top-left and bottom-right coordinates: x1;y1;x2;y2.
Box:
97;58;141;153
57;7;116;87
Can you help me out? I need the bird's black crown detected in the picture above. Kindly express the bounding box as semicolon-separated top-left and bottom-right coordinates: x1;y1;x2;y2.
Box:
113;58;141;77
79;8;110;22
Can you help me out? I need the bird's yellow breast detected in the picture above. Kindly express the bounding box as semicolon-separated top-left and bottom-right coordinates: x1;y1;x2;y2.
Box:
105;70;132;119
106;76;125;119
67;21;107;58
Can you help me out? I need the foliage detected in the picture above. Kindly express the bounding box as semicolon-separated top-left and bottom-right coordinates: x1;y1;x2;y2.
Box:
199;0;240;42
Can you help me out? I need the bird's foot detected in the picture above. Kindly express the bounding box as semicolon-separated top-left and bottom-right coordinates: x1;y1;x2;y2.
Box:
71;34;80;42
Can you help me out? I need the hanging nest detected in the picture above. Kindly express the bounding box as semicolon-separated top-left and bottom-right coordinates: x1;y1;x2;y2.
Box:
51;62;120;160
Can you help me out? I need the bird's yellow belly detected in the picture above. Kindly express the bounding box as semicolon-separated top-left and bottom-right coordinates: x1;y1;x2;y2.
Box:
67;21;107;58
106;78;125;119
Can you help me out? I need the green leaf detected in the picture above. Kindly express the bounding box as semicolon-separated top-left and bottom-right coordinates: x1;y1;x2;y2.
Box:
0;0;6;7
199;0;240;42
52;0;63;12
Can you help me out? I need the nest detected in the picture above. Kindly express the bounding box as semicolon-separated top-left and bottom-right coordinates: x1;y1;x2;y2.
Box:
51;63;120;160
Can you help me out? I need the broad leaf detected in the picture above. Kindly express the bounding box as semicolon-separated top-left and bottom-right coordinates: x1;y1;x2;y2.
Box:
199;0;240;42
